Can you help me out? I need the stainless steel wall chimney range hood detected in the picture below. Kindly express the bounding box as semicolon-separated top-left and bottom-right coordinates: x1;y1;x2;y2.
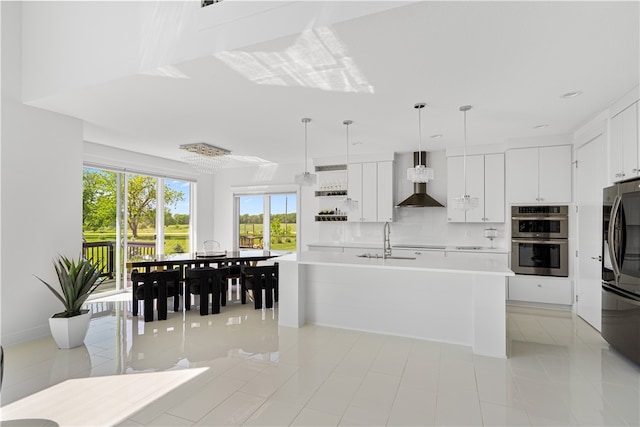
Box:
396;152;444;208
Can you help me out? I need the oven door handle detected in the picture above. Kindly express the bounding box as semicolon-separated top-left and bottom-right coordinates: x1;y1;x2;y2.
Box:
511;239;567;244
608;195;622;282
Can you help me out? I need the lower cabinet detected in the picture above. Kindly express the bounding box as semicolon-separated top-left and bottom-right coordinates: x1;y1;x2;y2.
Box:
308;245;344;252
508;275;573;305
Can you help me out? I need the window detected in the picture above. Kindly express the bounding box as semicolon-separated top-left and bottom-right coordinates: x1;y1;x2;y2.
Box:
236;192;297;252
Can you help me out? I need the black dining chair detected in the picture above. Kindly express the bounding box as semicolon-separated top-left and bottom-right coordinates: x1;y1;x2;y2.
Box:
131;269;181;322
219;260;247;304
184;266;230;315
240;263;278;309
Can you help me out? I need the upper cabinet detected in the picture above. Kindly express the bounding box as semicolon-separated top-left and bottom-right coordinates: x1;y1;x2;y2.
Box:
610;101;639;183
447;153;505;223
347;161;394;222
506;145;571;204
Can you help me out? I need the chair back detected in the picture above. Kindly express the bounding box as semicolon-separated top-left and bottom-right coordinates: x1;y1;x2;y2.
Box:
202;240;221;255
131;269;181;297
185;266;229;292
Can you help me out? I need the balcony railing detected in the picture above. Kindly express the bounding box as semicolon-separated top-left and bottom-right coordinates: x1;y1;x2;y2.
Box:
82;241;157;279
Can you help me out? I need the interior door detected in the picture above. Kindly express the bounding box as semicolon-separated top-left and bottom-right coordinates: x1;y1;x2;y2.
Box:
576;133;607;331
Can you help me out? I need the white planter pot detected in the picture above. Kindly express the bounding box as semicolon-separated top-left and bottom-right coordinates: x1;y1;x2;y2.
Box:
49;311;91;349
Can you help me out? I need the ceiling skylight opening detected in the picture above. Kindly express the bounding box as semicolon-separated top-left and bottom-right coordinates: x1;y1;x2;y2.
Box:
215;27;374;94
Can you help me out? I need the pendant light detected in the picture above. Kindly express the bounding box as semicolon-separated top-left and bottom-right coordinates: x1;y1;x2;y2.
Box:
454;105;479;211
294;117;318;186
342;120;359;211
407;102;434;183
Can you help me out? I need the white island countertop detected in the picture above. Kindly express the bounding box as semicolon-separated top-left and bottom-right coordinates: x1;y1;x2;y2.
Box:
277;251;512;358
279;251;513;276
306;242;509;254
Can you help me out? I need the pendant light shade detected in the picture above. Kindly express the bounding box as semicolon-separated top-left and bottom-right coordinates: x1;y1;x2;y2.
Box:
295;117;318;186
342;120;359;211
407;103;434;183
454;105;479;211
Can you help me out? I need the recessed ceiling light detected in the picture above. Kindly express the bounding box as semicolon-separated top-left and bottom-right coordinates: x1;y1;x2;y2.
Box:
561;90;582;99
430;134;443;139
533;124;549;129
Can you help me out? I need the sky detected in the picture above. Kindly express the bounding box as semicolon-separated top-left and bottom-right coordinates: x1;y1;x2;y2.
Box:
240;194;297;216
84;169;295;217
166;179;190;215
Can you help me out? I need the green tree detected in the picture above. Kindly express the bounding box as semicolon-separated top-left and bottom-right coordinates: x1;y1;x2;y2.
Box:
83;169;117;231
174;214;190;225
83;169;185;239
127;175;183;238
270;217;282;236
164;211;177;226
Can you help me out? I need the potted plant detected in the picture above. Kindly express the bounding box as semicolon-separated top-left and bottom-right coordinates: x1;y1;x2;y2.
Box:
35;255;104;349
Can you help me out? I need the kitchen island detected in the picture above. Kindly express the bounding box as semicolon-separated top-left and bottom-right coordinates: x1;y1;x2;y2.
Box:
277;251;514;358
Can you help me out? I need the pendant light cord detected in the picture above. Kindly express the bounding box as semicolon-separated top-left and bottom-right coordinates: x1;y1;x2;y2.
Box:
304;120;308;173
463;109;467;195
418;107;423;166
343;120;353;194
459;105;472;197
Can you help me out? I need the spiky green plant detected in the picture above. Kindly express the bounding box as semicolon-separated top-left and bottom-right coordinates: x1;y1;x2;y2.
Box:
35;255;104;318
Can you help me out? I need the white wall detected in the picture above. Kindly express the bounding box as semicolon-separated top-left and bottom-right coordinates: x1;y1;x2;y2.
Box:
1;2;84;345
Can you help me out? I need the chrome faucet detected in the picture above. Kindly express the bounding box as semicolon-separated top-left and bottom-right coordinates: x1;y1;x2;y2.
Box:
383;222;392;259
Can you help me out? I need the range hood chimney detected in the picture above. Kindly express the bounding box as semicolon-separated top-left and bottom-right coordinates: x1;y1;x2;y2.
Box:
396;152;444;208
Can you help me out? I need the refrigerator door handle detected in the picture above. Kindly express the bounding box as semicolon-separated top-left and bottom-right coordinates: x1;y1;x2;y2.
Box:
603;283;640;307
608;195;622;282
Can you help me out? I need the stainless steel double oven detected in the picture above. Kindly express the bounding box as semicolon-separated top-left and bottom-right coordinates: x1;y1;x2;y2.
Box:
511;205;569;277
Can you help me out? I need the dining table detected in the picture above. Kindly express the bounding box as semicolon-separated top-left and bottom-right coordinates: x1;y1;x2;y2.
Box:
128;250;281;315
127;250;279;275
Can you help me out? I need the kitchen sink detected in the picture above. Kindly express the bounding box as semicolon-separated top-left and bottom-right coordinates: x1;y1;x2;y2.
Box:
455;246;483;250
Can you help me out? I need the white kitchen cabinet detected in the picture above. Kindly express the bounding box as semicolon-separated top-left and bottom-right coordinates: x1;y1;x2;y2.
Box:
484;154;505;222
508;275;572;305
609;101;639;182
377;161;394;222
447;153;504;223
445;251;508;265
506;145;571;204
347;161;394;222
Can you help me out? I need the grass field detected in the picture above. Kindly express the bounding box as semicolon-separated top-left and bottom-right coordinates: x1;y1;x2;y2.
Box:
84;225;189;254
84;222;297;252
240;223;296;251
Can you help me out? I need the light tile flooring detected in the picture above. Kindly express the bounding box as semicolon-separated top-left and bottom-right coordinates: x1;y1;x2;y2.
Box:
2;294;640;426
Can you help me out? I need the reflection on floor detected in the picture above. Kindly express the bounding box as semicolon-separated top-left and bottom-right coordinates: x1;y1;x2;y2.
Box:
1;296;640;426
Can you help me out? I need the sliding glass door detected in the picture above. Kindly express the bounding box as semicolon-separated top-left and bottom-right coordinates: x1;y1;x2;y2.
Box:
83;167;192;294
237;193;297;252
